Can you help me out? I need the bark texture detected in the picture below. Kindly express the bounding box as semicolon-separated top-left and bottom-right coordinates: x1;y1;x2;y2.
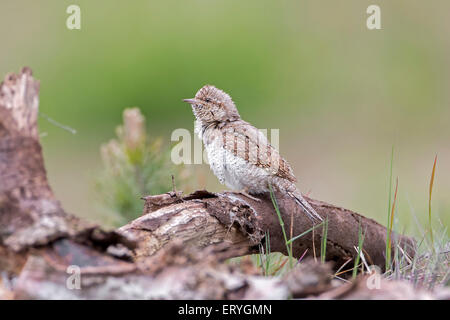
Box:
122;190;414;272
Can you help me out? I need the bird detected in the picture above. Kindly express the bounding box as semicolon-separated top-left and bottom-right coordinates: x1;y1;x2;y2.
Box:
183;85;322;222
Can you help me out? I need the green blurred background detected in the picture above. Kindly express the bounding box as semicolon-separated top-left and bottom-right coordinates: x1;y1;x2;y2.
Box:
1;0;449;233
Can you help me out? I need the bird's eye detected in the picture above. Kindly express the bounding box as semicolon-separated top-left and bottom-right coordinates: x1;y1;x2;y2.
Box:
205;98;211;103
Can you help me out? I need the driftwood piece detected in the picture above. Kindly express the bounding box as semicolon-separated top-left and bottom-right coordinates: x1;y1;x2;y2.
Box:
2;68;439;300
121;190;415;272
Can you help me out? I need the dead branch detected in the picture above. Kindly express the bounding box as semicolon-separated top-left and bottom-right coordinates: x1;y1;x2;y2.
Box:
121;190;415;272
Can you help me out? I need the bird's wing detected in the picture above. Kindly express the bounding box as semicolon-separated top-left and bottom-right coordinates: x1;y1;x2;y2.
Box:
222;121;297;182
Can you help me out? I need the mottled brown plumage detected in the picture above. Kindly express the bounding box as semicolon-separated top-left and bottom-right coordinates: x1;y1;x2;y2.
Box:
183;85;321;222
218;120;297;183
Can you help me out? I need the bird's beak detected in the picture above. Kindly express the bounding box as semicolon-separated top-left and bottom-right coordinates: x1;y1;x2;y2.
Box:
183;98;197;105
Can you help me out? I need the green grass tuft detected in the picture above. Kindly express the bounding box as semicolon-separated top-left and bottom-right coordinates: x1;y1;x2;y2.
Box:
385;146;395;271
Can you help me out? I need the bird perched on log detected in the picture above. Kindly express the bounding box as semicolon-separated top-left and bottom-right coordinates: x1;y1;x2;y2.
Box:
183;85;322;222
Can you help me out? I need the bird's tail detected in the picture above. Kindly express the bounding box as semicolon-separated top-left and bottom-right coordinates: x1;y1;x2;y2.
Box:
288;191;323;222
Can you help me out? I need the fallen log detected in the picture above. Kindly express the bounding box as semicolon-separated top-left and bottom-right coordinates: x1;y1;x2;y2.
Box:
121;190;415;271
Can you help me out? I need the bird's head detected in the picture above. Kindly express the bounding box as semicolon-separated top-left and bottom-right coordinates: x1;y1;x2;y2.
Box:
183;85;240;124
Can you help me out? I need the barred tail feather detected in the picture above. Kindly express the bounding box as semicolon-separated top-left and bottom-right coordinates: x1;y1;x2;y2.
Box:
290;192;323;222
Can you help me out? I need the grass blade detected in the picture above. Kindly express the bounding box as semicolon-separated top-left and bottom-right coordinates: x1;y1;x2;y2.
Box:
321;217;329;263
286;221;324;244
268;183;292;267
386;177;398;271
352;219;366;279
385;146;394;271
428;155;437;246
265;231;271;276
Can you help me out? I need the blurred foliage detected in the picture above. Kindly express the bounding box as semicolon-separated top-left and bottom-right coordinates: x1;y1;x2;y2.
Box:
96;108;187;226
0;0;449;231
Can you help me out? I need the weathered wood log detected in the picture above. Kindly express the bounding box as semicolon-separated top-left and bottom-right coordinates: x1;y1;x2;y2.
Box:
12;239;335;299
120;190;415;272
